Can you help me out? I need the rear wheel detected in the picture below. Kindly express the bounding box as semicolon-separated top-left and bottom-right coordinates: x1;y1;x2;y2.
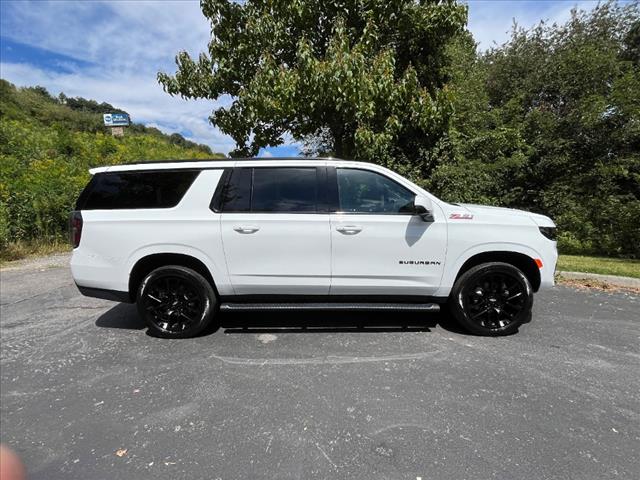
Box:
449;262;533;336
137;265;217;338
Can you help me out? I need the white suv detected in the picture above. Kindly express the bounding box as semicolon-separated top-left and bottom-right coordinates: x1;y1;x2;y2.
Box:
70;158;557;338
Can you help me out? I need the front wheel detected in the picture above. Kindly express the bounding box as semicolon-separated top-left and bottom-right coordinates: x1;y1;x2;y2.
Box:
449;262;533;336
137;265;218;338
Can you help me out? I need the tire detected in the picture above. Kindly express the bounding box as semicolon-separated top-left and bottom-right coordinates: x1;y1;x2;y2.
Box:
136;265;218;338
449;262;533;336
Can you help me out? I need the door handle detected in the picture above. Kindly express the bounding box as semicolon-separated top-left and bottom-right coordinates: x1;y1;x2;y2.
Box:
336;225;363;234
233;225;260;234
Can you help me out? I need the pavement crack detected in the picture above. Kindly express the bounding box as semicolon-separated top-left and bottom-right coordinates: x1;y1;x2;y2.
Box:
315;443;338;470
0;286;69;306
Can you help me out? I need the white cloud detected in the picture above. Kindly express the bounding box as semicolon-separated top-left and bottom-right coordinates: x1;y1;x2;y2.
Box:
0;61;237;154
0;0;241;154
0;0;210;71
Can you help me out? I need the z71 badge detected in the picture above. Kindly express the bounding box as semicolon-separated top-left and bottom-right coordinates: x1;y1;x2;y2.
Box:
449;213;474;220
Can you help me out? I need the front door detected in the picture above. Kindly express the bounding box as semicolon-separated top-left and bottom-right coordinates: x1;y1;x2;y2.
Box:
329;167;447;296
220;166;331;295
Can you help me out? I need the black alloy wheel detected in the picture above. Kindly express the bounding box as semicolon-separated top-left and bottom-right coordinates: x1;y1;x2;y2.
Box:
449;262;533;336
137;265;217;338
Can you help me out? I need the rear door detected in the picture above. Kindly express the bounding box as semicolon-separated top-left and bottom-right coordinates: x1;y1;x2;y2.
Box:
219;165;331;295
329;167;447;296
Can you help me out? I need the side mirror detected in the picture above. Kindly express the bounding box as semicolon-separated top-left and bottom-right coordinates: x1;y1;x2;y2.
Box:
414;195;434;222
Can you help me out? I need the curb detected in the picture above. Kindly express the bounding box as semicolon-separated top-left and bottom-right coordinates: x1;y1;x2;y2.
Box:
557;271;640;288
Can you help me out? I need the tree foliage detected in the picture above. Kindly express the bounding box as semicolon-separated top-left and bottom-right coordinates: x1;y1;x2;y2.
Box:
3;1;637;258
59;92;128;116
428;1;639;256
159;0;638;257
158;0;467;178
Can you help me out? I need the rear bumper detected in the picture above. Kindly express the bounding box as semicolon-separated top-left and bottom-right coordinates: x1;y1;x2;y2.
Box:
70;247;130;292
76;284;132;303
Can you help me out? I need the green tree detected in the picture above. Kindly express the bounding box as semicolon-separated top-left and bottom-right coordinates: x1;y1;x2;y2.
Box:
158;0;466;177
429;1;640;256
62;95;128;115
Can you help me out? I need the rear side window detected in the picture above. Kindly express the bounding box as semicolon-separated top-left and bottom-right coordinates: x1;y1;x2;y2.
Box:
252;168;317;212
79;170;199;210
219;168;251;212
220;167;319;213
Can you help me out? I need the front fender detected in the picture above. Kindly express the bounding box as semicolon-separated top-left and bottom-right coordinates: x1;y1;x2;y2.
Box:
435;242;545;297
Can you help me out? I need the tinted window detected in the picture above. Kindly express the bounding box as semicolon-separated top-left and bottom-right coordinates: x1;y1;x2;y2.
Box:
220;168;251;212
81;170;199;210
337;168;415;214
251;168;318;212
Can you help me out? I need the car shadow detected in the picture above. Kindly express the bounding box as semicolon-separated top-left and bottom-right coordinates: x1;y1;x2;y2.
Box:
95;303;466;336
95;303;145;330
221;311;434;334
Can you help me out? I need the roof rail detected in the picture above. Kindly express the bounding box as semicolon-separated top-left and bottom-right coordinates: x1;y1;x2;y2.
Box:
118;156;345;167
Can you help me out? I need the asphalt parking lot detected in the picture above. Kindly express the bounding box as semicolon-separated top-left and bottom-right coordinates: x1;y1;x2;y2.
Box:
1;254;639;480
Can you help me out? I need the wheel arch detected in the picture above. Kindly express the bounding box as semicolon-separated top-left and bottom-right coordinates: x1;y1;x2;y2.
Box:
128;252;219;301
453;251;542;292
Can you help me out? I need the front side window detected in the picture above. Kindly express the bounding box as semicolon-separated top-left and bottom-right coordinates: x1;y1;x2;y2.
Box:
336;168;415;214
220;167;319;213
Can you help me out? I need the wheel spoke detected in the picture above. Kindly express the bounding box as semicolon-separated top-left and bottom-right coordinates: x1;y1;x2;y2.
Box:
463;269;527;331
471;307;489;320
143;275;204;334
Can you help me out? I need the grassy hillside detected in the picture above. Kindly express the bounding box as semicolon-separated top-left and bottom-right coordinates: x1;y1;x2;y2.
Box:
0;79;224;257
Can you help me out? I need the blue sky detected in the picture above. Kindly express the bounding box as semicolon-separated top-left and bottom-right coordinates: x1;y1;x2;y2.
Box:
0;0;608;156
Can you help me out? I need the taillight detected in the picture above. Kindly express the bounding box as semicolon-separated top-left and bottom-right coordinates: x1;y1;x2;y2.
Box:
69;211;83;248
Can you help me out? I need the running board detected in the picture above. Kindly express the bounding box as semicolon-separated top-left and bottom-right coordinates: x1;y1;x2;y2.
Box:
219;302;440;312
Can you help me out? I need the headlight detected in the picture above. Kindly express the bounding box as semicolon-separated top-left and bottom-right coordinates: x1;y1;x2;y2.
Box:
539;226;556;241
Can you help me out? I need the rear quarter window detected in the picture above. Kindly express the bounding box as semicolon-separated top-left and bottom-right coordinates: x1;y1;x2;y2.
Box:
77;170;200;210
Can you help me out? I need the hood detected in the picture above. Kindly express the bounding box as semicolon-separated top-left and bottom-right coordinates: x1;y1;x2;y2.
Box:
457;203;555;227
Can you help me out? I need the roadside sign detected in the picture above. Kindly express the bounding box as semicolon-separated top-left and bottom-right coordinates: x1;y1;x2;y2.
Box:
110;126;125;137
103;113;130;127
